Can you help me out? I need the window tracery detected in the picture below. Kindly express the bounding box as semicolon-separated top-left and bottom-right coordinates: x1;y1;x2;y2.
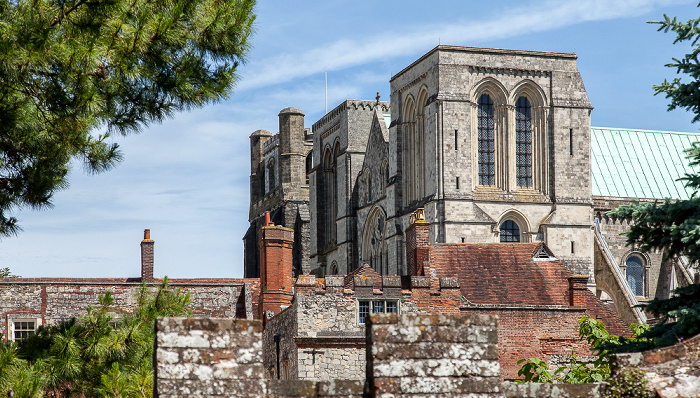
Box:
515;96;533;188
499;220;521;242
362;207;388;275
477;93;495;186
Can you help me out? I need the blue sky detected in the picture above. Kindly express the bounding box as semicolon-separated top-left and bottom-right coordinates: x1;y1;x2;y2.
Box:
2;0;699;279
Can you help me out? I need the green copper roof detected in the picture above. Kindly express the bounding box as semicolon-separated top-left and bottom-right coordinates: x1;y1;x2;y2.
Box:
591;127;700;200
383;113;391;129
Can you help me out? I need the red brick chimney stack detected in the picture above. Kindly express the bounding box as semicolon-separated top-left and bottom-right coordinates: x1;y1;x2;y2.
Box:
258;213;294;319
406;208;429;276
568;275;589;307
141;229;154;282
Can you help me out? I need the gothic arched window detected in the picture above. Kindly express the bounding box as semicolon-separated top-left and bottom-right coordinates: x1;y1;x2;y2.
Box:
515;96;532;188
499;220;520;242
362;207;388;275
478;93;495;186
266;158;276;193
305;152;312;185
625;255;645;296
321;147;336;248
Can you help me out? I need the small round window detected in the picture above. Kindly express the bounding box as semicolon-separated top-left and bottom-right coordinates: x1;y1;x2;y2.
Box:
500;220;520;242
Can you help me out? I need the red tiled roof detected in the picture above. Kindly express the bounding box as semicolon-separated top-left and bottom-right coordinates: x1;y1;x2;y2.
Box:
431;242;629;334
431;243;570;306
343;265;383;289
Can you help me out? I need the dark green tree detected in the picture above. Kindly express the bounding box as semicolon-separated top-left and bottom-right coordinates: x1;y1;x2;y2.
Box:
610;7;700;264
608;7;700;353
0;0;256;236
0;267;18;278
0;278;191;397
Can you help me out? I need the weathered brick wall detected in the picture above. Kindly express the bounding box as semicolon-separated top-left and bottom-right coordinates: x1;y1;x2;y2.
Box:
463;306;592;381
155;317;266;397
0;279;257;342
366;313;501;397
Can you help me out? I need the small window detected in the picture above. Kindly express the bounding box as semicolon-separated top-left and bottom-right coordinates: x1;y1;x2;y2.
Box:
358;301;370;324
305;153;312;185
373;301;384;314
12;319;38;342
500;220;521;242
359;300;399;324
625;255;645;296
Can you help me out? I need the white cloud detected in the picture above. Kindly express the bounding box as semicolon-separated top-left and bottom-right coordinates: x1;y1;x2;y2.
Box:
237;0;686;91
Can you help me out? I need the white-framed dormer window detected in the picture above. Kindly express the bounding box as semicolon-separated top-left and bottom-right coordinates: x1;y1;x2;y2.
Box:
358;299;398;324
9;318;41;342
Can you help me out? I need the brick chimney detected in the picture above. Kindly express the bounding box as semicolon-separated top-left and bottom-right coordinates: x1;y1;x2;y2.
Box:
568;275;589;307
258;212;294;319
141;229;154;282
405;208;429;276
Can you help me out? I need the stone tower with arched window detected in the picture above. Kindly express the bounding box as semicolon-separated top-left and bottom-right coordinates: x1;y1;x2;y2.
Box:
379;45;593;279
244;107;314;278
247;46;695;321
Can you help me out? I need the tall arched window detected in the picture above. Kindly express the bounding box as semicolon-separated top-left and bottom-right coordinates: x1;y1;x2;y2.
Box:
478;94;495;186
625;255;645;296
499;220;520;242
267;158;276;193
380;159;388;197
305;152;312;185
362;207;388;275
515;96;532;188
321;147;336;248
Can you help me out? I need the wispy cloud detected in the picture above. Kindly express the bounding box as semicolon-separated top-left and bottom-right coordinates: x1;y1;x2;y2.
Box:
238;0;685;91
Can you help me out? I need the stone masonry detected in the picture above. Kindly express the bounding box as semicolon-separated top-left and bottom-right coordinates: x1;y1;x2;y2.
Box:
366;313;501;397
247;44;696;328
155;314;612;397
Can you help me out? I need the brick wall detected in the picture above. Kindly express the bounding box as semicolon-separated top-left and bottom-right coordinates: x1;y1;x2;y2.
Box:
462;306;593;380
258;223;295;318
0;278;259;342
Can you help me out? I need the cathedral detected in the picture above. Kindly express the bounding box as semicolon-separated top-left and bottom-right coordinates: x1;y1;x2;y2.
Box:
244;45;698;326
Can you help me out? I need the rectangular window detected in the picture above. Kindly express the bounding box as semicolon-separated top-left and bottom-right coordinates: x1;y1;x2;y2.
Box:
359;300;399;323
571;241;575;254
358;301;370;324
456;176;460;190
13;320;37;342
454;130;458;150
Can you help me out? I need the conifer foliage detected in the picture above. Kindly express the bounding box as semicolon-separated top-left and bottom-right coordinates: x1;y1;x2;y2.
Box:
0;279;192;397
610;6;700;264
0;0;256;236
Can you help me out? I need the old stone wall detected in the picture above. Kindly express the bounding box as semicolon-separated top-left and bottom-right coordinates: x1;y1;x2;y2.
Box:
156;317;266;397
366;313;502;397
612;333;700;398
155;314;611;397
263;302;299;379
0;279;257;342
